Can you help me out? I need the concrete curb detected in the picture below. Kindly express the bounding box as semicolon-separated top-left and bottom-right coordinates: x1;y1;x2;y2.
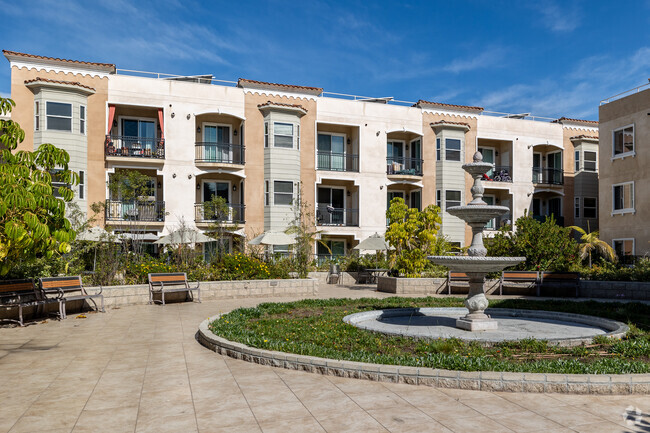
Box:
198;315;650;395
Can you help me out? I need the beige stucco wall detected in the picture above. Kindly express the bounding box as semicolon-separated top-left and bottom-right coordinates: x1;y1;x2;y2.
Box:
599;88;650;254
9;66;108;220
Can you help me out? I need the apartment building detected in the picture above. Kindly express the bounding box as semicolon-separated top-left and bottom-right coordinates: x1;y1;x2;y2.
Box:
599;81;650;260
4;50;599;258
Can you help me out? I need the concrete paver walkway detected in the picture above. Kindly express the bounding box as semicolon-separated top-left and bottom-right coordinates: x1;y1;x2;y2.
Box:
0;285;648;432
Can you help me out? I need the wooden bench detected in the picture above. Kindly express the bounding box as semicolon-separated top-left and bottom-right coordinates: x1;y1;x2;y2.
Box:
148;273;200;305
447;271;469;294
0;279;61;326
539;272;581;297
39;276;104;319
499;271;540;296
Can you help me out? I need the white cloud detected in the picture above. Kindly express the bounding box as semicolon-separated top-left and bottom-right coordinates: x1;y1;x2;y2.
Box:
531;1;581;33
443;47;507;74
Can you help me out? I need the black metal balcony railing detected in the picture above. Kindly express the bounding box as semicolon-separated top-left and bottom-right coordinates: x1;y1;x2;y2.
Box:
533;214;565;226
195;143;245;165
195;203;245;224
484;166;513;182
316;204;359;226
105;200;165;222
386;157;423;176
105;135;165;159
317;152;359;172
532;168;564;185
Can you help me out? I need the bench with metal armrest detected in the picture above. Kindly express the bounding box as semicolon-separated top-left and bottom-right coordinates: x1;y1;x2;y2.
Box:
148;272;201;305
499;271;540;296
0;279;61;325
39;276;104;319
446;271;469;294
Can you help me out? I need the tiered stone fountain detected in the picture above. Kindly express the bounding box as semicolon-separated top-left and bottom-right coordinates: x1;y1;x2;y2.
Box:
428;152;524;331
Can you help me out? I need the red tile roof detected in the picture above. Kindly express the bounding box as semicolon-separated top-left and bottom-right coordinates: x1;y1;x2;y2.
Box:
257;101;308;114
238;78;322;94
3;50;116;72
430;120;471;127
414;99;484;112
553;117;598;125
570;134;599;141
24;77;96;92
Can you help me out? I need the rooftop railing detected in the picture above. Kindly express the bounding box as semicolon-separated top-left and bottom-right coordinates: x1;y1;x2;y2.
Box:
600;81;650;105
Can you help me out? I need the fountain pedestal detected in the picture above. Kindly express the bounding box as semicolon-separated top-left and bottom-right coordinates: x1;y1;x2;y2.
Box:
429;152;524;331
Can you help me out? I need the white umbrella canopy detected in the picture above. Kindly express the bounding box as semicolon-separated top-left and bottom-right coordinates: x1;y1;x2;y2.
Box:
119;232;160;242
248;231;296;246
154;229;214;245
76;226;118;242
353;232;391;251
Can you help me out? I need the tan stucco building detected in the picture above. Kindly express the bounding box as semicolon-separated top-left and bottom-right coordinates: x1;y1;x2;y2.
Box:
3;50;600;258
599;82;650;260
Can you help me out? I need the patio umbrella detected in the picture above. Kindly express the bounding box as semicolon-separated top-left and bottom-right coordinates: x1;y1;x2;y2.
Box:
119;232;160;242
154;228;214;245
76;226;114;242
248;231;296;246
353;233;391;251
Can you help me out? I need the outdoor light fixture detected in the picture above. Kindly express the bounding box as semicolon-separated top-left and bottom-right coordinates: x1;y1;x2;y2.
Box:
232;185;237;192
113;120;117;127
188;174;192;179
171;112;175;118
196;126;201;133
233;130;238;136
157;182;161;189
347;138;351;144
172;173;177;178
197;184;200;190
186;114;191;120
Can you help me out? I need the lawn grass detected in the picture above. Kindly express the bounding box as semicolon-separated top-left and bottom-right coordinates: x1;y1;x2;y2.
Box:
208;297;650;374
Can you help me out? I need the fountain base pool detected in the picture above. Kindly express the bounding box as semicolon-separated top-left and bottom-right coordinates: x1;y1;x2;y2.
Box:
344;308;628;346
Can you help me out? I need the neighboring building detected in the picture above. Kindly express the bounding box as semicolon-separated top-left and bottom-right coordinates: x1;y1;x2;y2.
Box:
599;81;650;260
3;50;599;259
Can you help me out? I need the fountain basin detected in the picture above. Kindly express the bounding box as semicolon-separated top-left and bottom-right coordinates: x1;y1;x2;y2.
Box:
343;307;628;347
428;256;525;273
446;205;512;224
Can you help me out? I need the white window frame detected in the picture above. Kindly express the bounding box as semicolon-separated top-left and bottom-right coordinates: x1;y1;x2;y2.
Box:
612;124;635;159
436;138;441;161
34;101;40;131
583;150;597;172
202;122;232;143
79;170;85;200
201;179;231;204
80;105;86;135
264;122;269;148
574;197;580;218
273;122;294;149
444;138;462;162
436;189;441;208
273;180;294;206
118;115;158;137
612;238;635;258
574;150;580;173
583;197;597;219
264;180;270;206
45;101;73;132
445;189;462;210
612;181;635;215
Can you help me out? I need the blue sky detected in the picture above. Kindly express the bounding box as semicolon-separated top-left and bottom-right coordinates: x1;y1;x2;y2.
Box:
1;0;649;119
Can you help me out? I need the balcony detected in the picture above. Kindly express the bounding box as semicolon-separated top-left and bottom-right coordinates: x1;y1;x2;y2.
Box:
484;166;513;183
316;205;359;227
317;152;359;172
194;203;245;224
386;157;423;177
532;168;564;185
105;200;165;223
105;135;165;160
195;143;245;166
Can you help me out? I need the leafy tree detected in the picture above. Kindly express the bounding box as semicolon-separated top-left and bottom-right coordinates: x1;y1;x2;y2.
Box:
203;195;236;260
286;186;321;279
0;97;78;275
487;213;579;271
385;197;444;277
569;225;616;268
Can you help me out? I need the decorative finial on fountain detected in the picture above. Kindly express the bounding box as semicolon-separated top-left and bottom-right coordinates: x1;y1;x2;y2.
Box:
473;151;483;163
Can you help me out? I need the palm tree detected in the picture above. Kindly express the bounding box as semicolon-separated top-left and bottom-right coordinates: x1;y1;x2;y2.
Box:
569;225;616;268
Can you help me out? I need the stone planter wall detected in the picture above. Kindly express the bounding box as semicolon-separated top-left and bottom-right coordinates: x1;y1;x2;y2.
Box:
579;280;650;301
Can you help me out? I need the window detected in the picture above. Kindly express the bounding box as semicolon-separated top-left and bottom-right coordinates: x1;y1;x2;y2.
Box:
410;190;421;211
264;122;269;148
79;171;85;199
574;197;580;218
583;197;597;219
584;151;597;172
274;181;293;205
46;102;72;131
613;182;634;213
34;101;40;131
445;138;461;161
264;181;269;206
436;190;441;208
445;190;461;209
317;133;346;171
80;105;86;135
274;122;293;148
613;239;634;261
613;125;634;157
436;138;441;161
51;170;68;198
575;150;580;172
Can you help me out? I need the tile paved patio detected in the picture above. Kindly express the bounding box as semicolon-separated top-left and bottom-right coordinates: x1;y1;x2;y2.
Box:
0;285;648;432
